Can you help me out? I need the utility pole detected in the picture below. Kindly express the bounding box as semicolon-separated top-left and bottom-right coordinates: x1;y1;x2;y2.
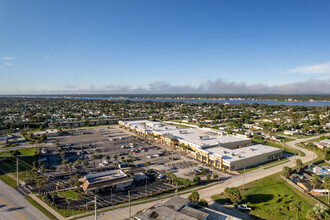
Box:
128;191;131;218
243;166;245;190
94;194;97;220
110;188;113;204
312;147;315;164
16;157;19;187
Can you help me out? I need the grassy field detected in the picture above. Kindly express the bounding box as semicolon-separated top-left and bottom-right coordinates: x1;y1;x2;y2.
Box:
58;190;79;200
0;147;37;181
0;171;18;187
236;158;289;174
212;174;316;220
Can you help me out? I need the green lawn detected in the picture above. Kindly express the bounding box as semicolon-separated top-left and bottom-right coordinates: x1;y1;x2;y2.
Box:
58;190;79;200
0;172;17;187
236;158;289;174
0;147;37;181
212;174;316;220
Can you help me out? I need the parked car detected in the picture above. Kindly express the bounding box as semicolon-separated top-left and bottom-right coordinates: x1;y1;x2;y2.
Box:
237;204;251;211
158;174;165;179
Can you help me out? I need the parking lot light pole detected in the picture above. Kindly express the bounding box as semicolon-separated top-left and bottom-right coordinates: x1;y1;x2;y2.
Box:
145;179;148;195
16;157;19;187
111;188;113;204
95;194;97;220
128;191;131;218
243;166;246;190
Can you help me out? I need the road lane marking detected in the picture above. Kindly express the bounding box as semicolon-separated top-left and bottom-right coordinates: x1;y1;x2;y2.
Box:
0;198;26;220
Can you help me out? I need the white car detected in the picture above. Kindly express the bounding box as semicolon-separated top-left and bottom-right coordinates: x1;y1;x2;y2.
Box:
158;174;165;179
237;204;251;211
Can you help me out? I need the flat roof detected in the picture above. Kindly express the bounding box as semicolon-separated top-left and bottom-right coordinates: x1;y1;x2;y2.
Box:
207;144;282;162
124;120;250;149
85;170;127;184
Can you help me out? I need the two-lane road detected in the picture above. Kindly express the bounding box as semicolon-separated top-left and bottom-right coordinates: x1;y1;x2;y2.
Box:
0;180;48;220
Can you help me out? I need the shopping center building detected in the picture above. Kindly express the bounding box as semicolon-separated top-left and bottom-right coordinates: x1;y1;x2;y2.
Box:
119;120;282;171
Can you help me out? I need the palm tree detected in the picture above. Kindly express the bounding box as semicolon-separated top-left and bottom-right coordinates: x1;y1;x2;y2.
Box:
311;174;320;189
66;198;72;210
50;165;56;177
290;201;301;220
75;181;83;199
145;161;150;169
83;160;89;173
69;162;74;174
36;179;44;194
187;191;200;204
295;159;303;173
50;191;56;205
91;154;97;167
322;177;330;204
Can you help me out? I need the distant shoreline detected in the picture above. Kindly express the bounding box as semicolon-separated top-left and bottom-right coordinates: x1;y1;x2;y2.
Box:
1;95;330;106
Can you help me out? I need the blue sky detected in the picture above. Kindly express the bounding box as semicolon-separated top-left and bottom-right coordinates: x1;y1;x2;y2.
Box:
1;0;330;94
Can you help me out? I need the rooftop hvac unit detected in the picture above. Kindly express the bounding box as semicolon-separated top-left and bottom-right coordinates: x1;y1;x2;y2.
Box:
199;136;209;140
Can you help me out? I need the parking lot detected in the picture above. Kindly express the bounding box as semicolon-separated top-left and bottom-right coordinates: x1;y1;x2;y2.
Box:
18;125;230;210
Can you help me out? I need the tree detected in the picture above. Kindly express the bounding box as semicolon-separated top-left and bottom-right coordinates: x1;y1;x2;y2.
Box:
193;176;201;184
36;179;44;194
187;191;200;204
12;150;22;157
290;201;302;220
306;205;329;220
83;160;89;172
66;198;72;210
91;154;97;167
224;187;241;205
50;165;56;177
50;191;56;205
296;159;303;173
75;181;83;199
145;161;150;169
322;177;330;204
213;173;219;180
106;155;111;161
113;154;118;161
206;174;211;182
198;199;208;207
311;174;320;189
282;166;292;178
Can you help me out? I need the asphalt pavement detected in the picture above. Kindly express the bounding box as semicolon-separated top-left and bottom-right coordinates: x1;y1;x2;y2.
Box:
77;134;322;220
0;180;49;220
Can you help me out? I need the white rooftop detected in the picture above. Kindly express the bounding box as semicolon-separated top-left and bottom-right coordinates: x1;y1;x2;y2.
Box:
207;144;282;162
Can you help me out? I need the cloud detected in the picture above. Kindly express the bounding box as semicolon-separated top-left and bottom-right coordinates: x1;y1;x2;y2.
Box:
2;56;16;60
44;55;51;59
3;62;13;66
18;78;330;95
287;61;330;74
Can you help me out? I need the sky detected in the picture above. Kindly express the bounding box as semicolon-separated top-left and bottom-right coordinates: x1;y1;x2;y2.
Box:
1;0;330;94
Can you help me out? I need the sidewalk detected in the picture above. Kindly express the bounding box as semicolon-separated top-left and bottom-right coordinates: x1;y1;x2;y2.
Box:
29;193;65;220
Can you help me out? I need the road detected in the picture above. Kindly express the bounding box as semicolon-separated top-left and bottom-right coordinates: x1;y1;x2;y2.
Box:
0;180;49;220
78;134;323;220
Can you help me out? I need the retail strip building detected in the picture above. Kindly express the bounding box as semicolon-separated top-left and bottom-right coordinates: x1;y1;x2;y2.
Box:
119;120;282;171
